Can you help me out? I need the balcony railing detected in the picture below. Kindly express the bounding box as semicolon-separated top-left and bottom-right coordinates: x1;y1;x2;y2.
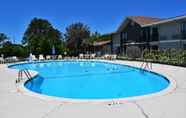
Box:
172;33;186;40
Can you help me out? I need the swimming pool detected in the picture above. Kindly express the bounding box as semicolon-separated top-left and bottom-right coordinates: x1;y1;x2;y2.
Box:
10;61;169;100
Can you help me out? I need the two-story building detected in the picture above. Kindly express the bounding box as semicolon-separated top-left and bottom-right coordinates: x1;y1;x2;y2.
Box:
112;14;186;54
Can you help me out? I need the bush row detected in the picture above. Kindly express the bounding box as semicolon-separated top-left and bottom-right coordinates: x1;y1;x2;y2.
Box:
143;49;186;66
119;46;186;67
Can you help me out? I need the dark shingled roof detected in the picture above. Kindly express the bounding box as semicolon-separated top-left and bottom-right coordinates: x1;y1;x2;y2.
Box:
128;16;162;26
117;16;162;32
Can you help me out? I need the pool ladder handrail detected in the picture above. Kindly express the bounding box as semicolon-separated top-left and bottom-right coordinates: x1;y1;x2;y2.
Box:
16;69;32;83
140;60;152;72
140;50;152;71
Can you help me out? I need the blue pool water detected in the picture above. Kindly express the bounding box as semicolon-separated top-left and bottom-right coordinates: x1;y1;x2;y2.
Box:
10;61;169;99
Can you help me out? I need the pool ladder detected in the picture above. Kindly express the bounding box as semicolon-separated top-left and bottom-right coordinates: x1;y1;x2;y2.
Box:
140;61;152;72
16;69;32;83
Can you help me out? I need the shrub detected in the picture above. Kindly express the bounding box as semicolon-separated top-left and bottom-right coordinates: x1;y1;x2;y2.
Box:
123;48;186;67
180;50;186;66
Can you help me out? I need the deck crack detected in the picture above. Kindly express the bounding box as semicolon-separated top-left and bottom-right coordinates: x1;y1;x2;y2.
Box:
132;102;150;118
41;103;63;118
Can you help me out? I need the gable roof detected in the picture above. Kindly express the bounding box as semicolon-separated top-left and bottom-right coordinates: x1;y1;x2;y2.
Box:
117;16;161;32
117;16;162;32
128;16;162;26
117;14;186;33
142;14;186;27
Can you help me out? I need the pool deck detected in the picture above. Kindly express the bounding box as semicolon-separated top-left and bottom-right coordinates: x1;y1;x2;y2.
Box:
0;60;186;118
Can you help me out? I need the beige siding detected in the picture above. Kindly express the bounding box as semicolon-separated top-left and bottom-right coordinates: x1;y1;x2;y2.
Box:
158;21;181;41
157;19;186;49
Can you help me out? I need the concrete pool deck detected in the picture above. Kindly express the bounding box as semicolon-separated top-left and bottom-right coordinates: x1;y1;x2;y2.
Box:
0;60;186;118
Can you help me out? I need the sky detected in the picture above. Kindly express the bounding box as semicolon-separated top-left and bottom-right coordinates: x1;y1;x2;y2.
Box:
0;0;186;43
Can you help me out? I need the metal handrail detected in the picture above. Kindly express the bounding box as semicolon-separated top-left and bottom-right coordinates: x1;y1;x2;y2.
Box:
140;50;152;72
140;61;152;72
23;69;32;79
16;69;32;83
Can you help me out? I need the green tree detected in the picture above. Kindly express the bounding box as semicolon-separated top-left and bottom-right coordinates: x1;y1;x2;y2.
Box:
89;33;112;43
0;41;28;58
22;18;64;55
89;32;101;43
0;33;9;45
65;22;91;55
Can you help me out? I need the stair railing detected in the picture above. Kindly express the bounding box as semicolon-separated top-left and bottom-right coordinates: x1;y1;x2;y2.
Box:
16;69;32;83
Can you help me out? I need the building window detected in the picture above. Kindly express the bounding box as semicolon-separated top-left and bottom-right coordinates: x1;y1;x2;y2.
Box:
184;44;186;50
122;32;127;40
181;22;186;33
151;27;159;41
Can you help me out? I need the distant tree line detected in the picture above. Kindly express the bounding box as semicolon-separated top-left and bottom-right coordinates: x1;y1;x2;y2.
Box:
0;18;112;58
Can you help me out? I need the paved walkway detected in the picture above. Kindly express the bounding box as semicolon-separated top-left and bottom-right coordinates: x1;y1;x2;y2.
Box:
0;60;186;118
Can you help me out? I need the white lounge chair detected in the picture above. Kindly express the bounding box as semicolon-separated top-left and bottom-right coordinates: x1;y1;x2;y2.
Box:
39;55;45;61
84;54;90;59
4;56;18;63
111;55;117;60
103;54;109;60
79;54;84;59
90;54;96;59
46;55;51;60
58;55;62;60
32;55;37;61
12;56;18;61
